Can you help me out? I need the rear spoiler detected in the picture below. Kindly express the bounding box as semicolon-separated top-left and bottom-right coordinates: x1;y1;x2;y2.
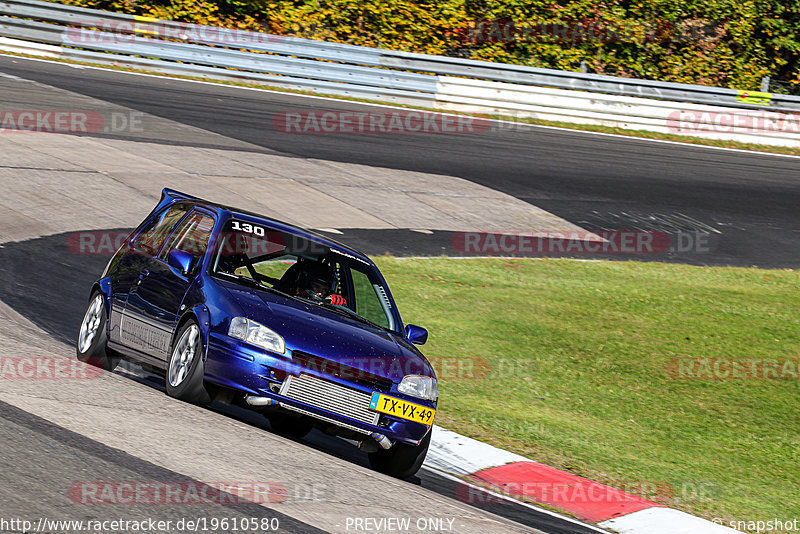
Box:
149;188;205;216
161;188;204;206
133;188;207;234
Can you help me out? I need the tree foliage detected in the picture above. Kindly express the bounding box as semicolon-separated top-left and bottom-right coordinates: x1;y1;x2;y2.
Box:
56;0;800;89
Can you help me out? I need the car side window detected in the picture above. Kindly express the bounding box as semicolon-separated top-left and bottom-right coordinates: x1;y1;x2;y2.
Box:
350;268;391;329
131;204;189;256
159;210;216;270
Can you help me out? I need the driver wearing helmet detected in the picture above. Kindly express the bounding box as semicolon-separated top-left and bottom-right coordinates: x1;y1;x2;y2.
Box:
295;260;348;307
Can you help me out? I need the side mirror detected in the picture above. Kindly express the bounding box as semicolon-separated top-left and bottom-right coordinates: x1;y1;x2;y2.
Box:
405;324;428;346
167;249;194;276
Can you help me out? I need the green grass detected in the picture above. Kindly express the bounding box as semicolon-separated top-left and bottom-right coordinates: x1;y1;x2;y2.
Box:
374;257;800;530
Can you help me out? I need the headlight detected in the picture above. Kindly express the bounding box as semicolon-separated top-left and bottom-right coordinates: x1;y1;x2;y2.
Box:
397;375;438;401
228;317;285;354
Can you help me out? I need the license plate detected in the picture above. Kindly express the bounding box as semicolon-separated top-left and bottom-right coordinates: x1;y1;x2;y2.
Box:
369;392;435;425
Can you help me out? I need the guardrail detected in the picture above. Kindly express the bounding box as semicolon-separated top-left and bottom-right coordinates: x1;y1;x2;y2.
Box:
0;0;799;147
2;0;800;113
434;77;800;147
0;17;437;93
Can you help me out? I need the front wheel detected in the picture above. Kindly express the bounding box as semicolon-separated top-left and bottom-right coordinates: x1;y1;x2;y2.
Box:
368;430;431;479
166;320;210;405
76;292;119;371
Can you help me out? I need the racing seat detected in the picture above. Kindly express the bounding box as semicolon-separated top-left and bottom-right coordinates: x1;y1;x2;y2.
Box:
274;261;302;294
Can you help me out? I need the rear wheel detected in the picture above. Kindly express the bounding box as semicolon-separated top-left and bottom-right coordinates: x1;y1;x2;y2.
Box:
166;320;210;405
267;412;313;439
76;292;119;371
369;430;431;479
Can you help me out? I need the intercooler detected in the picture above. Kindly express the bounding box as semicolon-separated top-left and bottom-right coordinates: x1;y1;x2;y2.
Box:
279;374;380;427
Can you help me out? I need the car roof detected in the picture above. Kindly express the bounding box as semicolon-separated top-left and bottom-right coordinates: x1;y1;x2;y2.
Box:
158;188;374;264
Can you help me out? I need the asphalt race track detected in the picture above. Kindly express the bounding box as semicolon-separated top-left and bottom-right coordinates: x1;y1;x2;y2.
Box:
0;53;798;534
0;231;596;534
2;56;799;267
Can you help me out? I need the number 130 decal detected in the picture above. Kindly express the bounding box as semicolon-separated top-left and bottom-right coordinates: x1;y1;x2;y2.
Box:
231;220;265;237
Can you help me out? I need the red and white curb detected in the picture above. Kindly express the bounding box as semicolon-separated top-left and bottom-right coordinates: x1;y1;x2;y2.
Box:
424;426;740;533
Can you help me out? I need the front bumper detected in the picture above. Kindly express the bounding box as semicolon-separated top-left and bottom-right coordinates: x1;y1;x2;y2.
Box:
204;334;435;445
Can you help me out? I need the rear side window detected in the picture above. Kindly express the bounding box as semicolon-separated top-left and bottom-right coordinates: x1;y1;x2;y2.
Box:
132;205;189;256
159;210;215;268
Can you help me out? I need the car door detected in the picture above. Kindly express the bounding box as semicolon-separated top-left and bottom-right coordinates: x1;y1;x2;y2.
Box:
121;208;216;361
108;203;190;344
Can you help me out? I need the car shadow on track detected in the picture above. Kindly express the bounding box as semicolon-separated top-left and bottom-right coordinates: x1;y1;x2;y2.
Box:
0;229;390;467
0;228;422;471
0;229;120;344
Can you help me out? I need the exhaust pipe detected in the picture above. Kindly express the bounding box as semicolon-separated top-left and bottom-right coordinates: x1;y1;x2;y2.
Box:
370;432;392;450
245;395;277;407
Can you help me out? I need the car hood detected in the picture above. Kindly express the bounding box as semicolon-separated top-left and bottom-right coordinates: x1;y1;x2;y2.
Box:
221;282;434;382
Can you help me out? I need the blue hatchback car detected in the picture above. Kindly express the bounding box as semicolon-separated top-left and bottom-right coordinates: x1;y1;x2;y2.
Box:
77;189;437;478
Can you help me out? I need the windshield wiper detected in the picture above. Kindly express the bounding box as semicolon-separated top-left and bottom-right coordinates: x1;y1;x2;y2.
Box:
318;302;382;329
216;272;264;288
216;272;291;297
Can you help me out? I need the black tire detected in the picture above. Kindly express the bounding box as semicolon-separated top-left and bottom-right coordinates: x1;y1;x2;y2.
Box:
76;292;120;372
267;412;313;439
165;320;210;405
368;430;431;479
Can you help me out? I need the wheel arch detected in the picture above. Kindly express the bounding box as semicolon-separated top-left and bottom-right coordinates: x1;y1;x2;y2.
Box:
171;304;211;361
90;278;113;333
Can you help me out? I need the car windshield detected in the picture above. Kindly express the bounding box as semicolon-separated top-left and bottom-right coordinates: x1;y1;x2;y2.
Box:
210;218;399;332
